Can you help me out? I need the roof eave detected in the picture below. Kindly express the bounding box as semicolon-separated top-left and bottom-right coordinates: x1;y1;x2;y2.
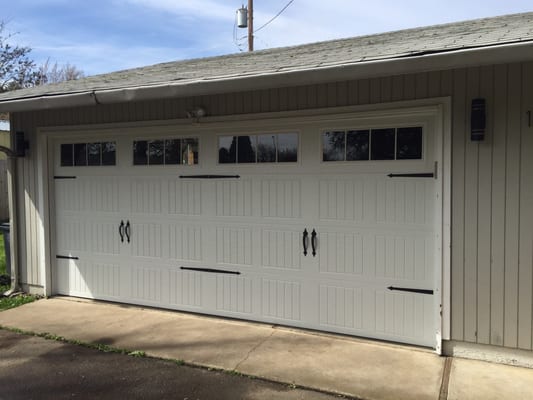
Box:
2;40;533;114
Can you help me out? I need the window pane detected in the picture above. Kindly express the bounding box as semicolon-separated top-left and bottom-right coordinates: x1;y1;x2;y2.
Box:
102;142;116;166
133;141;148;165
219;136;236;164
257;134;277;163
322;131;345;161
397;127;423;160
87;143;101;166
74;143;87;166
237;135;256;163
181;138;199;165
346;130;369;161
164;139;181;165
149;140;164;165
371;128;395;160
60;144;73;166
278;133;298;162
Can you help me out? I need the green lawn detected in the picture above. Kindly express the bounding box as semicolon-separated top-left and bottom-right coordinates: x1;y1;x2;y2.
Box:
0;232;38;310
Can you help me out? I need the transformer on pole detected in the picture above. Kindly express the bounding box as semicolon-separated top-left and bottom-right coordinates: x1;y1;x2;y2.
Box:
236;1;253;51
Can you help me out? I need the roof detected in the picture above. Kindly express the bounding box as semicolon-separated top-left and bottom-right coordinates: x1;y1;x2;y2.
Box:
1;12;533;112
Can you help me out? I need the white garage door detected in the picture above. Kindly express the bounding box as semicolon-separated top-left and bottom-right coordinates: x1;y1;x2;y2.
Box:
52;109;441;347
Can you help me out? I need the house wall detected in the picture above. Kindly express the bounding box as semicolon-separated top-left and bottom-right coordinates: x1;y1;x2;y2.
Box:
10;61;533;351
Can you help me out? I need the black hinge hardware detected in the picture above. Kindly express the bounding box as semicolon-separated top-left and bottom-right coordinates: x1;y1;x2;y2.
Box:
387;173;434;178
54;176;77;179
180;267;240;275
387;286;434;295
179;175;240;179
56;255;79;260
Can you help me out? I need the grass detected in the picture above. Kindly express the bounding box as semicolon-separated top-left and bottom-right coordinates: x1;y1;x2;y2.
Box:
0;232;39;310
0;294;37;311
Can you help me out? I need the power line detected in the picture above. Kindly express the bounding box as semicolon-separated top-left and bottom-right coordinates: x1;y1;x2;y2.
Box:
254;0;295;34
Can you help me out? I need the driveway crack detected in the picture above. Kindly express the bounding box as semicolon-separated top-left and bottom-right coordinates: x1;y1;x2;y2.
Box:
233;329;276;371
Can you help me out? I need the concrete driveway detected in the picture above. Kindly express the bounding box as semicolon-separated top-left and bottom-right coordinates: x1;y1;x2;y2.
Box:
1;297;533;400
0;329;338;400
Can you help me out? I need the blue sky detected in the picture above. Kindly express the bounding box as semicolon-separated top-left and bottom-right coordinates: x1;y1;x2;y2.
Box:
3;0;533;77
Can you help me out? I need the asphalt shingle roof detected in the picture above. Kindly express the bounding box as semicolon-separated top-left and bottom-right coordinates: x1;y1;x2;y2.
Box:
1;12;532;103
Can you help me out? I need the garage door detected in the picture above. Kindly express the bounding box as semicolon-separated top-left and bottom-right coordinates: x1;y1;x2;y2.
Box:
52;110;441;347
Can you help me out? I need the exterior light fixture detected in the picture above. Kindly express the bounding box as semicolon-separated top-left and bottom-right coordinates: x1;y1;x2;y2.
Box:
471;98;486;141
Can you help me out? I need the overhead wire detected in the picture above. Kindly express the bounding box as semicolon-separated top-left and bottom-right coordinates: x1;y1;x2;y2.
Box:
254;0;295;34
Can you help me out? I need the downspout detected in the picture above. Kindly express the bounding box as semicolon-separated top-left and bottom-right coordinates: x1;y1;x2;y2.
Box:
0;144;21;295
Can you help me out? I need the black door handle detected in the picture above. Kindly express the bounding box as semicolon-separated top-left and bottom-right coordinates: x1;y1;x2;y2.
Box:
311;229;317;257
119;220;125;243
302;229;309;256
125;221;131;243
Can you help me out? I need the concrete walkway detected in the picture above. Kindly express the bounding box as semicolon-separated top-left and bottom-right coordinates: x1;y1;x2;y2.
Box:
1;297;532;400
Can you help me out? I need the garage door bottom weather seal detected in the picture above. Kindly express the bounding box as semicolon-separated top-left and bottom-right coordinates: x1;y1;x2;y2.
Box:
180;267;240;275
387;286;433;295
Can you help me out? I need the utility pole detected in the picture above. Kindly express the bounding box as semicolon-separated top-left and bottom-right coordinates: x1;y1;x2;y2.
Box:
247;0;254;52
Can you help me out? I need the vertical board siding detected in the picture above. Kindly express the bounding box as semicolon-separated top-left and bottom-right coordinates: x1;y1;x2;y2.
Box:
504;64;522;348
11;62;533;351
450;69;466;341
518;61;533;349
490;64;508;347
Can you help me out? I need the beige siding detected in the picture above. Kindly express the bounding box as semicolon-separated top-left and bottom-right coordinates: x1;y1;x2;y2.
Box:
10;61;533;350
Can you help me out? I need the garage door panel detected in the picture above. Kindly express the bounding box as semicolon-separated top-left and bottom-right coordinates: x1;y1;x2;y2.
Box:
216;180;254;217
260;229;303;270
261;278;302;321
131;222;163;258
56;177;120;213
318;231;363;275
260;179;302;219
167;179;202;215
319;285;433;345
56;259;122;299
215;275;254;315
130;265;166;304
56;217;121;256
168;224;203;262
169;269;204;308
216;226;253;266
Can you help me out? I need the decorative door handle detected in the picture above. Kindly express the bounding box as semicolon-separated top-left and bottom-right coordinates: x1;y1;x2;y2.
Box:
125;221;131;243
302;229;309;256
119;220;125;243
311;229;317;257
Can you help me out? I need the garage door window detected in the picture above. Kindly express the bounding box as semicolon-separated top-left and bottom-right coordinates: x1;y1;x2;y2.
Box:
133;138;199;166
60;142;116;166
322;126;422;162
219;133;298;164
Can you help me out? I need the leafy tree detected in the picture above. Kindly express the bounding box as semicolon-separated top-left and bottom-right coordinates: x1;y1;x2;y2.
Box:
0;22;39;93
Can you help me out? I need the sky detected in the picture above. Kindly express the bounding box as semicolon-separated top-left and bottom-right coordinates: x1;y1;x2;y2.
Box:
2;0;533;78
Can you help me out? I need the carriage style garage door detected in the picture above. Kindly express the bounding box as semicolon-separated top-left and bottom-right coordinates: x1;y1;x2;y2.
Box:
52;108;442;348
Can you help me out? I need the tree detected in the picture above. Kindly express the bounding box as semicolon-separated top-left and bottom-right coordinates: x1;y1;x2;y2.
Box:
0;22;85;122
38;58;84;85
0;22;39;93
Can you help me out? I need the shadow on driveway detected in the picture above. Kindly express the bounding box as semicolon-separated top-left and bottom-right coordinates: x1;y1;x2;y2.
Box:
0;330;343;400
